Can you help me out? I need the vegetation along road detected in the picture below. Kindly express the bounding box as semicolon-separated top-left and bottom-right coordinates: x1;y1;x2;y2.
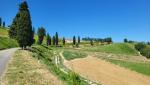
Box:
0;48;18;77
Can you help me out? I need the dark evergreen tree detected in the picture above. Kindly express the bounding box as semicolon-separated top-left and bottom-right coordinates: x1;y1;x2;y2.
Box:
3;22;5;27
63;37;65;45
73;36;76;45
46;33;50;46
124;38;128;43
16;1;33;49
55;32;58;45
53;36;56;45
37;27;46;45
78;36;80;44
90;39;94;46
9;14;20;39
0;17;2;26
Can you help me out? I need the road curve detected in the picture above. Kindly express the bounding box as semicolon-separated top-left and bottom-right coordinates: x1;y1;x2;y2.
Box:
0;48;18;77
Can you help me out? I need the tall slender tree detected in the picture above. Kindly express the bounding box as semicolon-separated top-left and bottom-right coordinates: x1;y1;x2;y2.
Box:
46;33;50;46
73;36;76;45
3;22;5;27
78;36;80;44
55;32;58;45
16;1;33;49
0;17;2;26
37;27;46;45
53;36;56;45
90;39;93;46
63;37;65;45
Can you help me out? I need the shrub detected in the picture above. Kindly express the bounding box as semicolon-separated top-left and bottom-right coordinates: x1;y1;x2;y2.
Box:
135;43;146;51
141;47;150;58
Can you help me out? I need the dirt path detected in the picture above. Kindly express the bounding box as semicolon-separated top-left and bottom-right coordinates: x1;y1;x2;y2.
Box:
65;56;150;85
0;48;18;77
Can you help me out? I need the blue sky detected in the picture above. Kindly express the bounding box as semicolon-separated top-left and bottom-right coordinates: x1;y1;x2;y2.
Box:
0;0;150;42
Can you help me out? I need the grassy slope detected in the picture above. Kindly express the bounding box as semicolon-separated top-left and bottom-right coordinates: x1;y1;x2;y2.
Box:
31;45;89;85
0;27;18;50
63;50;87;60
107;59;150;76
1;50;63;85
84;43;138;55
0;27;8;37
0;37;18;50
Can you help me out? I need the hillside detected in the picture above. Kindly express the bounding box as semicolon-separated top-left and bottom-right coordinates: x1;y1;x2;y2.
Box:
0;27;18;50
84;43;139;55
0;27;8;37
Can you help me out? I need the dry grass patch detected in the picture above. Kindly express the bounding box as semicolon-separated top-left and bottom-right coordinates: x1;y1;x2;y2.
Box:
1;50;63;85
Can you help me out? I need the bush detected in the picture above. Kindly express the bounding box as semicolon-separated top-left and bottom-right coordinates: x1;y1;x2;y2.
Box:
141;47;150;58
135;43;146;51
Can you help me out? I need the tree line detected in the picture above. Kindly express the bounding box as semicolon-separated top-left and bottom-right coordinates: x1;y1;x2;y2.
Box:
82;37;113;44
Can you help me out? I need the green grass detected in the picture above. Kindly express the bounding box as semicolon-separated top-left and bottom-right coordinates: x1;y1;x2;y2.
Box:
31;45;89;85
84;43;138;55
107;59;150;76
0;37;18;50
0;27;8;37
63;50;87;60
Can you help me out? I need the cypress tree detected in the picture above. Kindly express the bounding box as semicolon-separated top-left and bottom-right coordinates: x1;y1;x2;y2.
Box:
63;37;65;45
16;1;33;49
73;36;76;45
0;17;2;26
3;22;5;27
9;14;20;39
46;33;50;46
53;36;56;45
37;27;46;45
78;36;80;44
90;39;93;46
55;32;58;45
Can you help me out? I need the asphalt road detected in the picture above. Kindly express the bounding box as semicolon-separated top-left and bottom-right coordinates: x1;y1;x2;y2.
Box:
0;48;18;77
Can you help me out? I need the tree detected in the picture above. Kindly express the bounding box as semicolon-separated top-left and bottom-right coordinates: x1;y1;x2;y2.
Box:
46;33;51;46
73;36;76;45
53;36;56;45
63;37;65;45
78;36;80;44
37;27;46;45
9;14;19;39
16;1;33;49
3;22;5;27
90;39;93;46
135;43;146;51
0;17;2;26
55;32;58;45
124;38;128;43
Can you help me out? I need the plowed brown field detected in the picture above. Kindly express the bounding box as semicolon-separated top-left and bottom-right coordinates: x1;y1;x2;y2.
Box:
65;56;150;85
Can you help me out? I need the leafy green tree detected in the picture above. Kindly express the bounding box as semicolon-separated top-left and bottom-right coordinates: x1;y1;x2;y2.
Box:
63;37;65;45
78;36;80;44
55;32;58;45
53;36;56;45
0;17;2;26
9;14;19;39
73;36;76;45
90;39;93;46
124;38;128;43
37;27;46;45
46;33;51;46
16;1;33;49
